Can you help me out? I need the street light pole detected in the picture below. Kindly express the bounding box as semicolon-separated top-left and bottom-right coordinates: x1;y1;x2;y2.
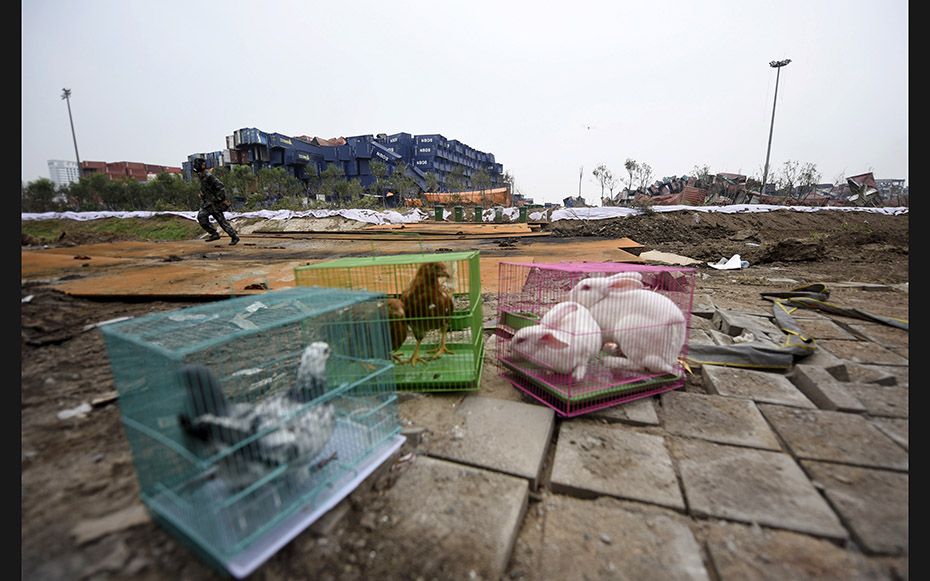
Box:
61;88;83;178
759;59;791;196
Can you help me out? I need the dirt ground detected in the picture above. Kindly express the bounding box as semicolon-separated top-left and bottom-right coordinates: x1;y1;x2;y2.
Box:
20;209;909;579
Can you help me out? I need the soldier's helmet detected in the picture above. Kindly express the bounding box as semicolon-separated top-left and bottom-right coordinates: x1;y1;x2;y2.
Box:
191;158;206;173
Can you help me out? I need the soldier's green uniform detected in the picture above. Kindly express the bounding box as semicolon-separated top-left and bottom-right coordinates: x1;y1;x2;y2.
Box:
194;162;239;245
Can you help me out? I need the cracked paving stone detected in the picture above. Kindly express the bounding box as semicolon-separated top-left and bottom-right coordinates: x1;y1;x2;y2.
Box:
550;421;684;510
705;520;890;580
758;404;908;471
702;365;815;409
670;438;847;540
536;496;709;580
843;384;908;418
802;460;908;555
661;390;781;450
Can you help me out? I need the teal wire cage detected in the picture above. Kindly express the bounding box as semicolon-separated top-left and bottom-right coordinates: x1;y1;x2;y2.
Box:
100;287;402;576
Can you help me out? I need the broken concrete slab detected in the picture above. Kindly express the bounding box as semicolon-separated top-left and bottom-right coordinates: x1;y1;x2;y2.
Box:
357;455;528;580
535;496;709;580
758;404;908;471
789;365;867;412
71;503;150;545
669;438;847;540
871;417;908;450
827;361;901;386
712;310;784;342
661;391;781;450
691;294;717;319
860;364;909;387
702;366;815;409
798;346;845;369
690;315;716;331
688;328;715;344
401;395;554;489
818;340;908;366
846;323;909;349
843;384;908;418
705;520;889;580
589;396;660;425
802;460;908;555
550;421;684;510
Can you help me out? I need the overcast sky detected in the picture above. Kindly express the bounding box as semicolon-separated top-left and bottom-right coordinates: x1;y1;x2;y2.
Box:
22;0;907;204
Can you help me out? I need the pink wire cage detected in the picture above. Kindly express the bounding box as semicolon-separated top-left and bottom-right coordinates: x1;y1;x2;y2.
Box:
495;261;697;417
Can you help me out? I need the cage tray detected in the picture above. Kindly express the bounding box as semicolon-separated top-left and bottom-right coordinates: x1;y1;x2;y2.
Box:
500;356;683;404
148;431;405;578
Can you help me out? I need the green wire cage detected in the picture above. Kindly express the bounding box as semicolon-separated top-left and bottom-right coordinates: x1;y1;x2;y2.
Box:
294;251;484;391
99;287;404;578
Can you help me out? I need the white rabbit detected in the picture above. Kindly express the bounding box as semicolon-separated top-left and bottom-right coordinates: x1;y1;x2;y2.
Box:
509;301;602;381
568;272;686;375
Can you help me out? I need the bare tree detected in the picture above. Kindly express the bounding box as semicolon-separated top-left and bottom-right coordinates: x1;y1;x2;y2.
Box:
776;160;800;195
592;164;613;200
635;163;653;192
606;171;619;199
624;158;639;191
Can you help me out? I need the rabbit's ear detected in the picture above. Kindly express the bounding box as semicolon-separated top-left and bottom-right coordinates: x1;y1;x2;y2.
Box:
539;332;570;350
607;276;644;291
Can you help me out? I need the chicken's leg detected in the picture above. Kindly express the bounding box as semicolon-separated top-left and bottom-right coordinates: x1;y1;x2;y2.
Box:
408;337;425;367
427;323;453;359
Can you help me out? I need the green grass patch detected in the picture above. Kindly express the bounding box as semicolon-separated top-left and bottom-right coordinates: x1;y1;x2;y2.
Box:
22;216;203;244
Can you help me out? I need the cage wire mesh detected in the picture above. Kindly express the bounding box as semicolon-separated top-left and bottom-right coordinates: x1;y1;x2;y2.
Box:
294;251;484;391
496;262;696;417
100;287;401;568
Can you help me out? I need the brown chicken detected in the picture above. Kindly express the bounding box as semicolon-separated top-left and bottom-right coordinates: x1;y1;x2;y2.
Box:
401;261;454;366
385;298;408;363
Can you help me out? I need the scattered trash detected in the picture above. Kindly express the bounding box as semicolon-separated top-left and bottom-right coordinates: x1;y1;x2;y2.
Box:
83;316;134;332
91;392;119;408
245;301;267;313
22;295;34;303
58;402;92;420
707;254;749;270
451;425;465;440
244;282;269;290
73;255;91;260
640;249;701;266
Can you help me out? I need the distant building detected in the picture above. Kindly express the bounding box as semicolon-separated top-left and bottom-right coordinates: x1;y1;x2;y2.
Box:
80;160;182;182
184;127;505;206
47;159;81;187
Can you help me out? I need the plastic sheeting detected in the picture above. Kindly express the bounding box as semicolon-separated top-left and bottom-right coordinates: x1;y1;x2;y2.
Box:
549;205;909;221
21;208;431;226
21;205;908;225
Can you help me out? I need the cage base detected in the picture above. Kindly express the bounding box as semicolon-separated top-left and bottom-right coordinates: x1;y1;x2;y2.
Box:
503;370;684;418
391;334;484;391
149;434;405;579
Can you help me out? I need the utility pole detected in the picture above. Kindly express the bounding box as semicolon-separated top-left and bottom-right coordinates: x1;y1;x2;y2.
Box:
61;88;82;178
759;59;791;196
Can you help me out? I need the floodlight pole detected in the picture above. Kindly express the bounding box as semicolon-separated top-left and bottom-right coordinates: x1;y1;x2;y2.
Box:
759;59;791;196
61;88;83;177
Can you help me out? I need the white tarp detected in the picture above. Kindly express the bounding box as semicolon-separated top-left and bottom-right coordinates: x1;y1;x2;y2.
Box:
549;205;909;221
21;205;908;225
21;208;430;225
